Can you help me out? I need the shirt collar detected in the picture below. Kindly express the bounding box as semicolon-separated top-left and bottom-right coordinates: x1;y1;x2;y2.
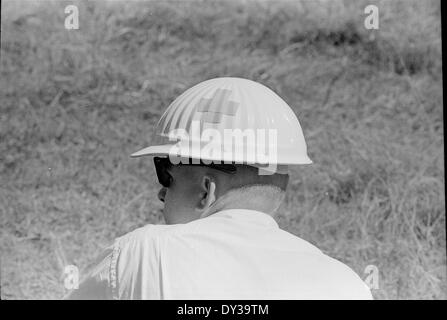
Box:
205;209;279;229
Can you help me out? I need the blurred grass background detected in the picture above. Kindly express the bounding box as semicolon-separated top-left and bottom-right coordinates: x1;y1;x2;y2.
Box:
0;0;444;299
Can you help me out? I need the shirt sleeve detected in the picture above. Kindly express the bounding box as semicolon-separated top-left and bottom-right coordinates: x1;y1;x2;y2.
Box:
63;242;120;300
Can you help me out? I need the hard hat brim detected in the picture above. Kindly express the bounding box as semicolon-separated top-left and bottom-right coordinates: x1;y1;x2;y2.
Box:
130;144;175;158
130;143;313;165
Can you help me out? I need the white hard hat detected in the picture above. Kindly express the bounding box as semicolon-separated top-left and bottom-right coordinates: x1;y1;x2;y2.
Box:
131;77;312;170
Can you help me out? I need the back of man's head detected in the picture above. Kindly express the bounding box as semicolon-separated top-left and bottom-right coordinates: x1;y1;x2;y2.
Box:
198;164;289;218
210;164;289;198
159;162;289;224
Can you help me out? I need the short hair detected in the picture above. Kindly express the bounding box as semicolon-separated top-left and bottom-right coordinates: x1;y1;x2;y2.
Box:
206;164;289;194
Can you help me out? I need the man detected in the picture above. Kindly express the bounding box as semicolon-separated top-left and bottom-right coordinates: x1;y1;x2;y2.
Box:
65;77;372;299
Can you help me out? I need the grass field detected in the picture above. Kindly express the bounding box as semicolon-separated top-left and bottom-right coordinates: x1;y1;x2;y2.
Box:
0;0;445;299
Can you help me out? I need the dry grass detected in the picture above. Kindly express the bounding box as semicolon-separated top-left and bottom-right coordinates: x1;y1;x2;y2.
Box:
0;0;444;299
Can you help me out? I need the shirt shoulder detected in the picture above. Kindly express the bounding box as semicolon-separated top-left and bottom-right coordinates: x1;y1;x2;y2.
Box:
63;244;116;300
115;220;203;251
64;223;188;300
116;223;176;244
315;253;373;299
112;223;186;299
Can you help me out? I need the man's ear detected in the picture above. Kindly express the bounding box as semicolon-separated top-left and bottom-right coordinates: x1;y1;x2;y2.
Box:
196;175;216;211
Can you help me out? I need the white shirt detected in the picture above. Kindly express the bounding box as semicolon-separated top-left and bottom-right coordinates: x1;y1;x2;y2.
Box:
65;209;372;299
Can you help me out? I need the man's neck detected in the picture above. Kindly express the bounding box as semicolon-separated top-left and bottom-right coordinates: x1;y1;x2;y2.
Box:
200;184;285;219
